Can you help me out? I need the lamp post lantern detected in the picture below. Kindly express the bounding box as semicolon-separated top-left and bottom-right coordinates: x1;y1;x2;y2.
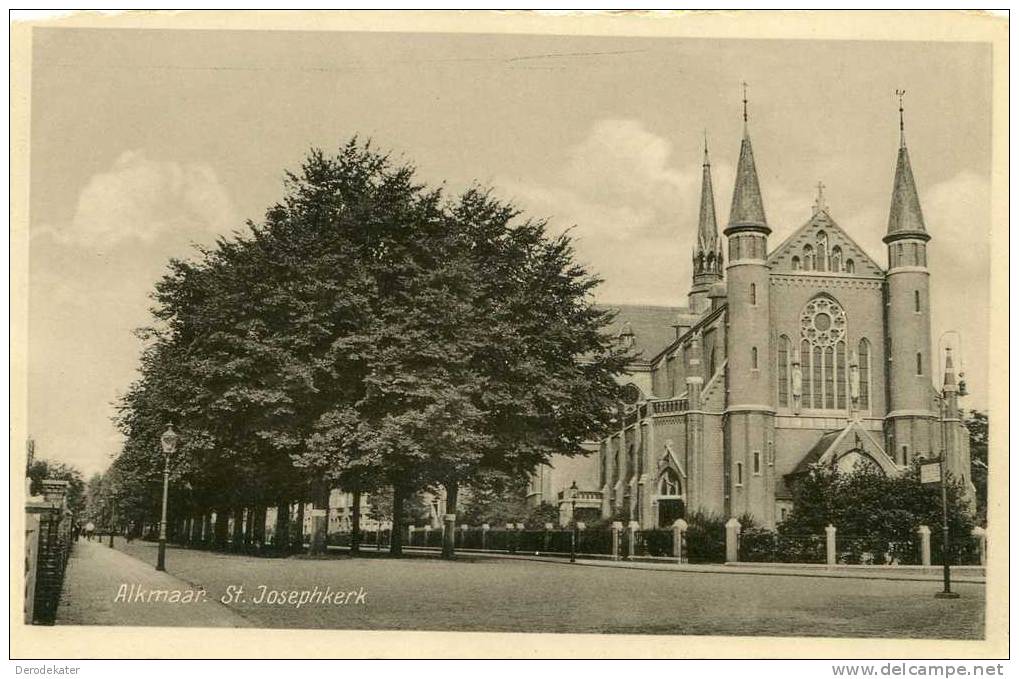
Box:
156;424;179;571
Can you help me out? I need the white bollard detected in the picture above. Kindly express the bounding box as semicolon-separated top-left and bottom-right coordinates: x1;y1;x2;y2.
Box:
825;524;837;567
917;525;931;567
725;518;742;563
672;518;688;563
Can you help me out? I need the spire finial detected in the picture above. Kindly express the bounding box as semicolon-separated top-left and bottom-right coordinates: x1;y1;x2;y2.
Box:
896;88;906;147
742;81;749;130
703;129;710;165
813;180;827;213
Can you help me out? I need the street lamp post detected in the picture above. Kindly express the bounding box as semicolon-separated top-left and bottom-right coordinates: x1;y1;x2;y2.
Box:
156;424;179;571
934;338;962;599
569;480;578;564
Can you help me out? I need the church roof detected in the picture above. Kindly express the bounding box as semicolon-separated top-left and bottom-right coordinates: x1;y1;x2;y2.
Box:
725;130;769;234
598;304;685;364
885;142;928;242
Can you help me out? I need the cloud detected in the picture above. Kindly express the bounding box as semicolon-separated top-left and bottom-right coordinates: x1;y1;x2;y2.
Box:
498;119;739;305
47;150;236;249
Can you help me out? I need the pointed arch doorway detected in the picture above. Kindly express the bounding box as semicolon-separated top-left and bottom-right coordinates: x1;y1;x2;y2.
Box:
655;467;686;527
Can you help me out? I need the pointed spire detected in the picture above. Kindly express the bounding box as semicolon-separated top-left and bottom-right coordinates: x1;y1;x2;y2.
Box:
885;90;929;242
943;347;957;391
726;91;769;235
697;134;719;252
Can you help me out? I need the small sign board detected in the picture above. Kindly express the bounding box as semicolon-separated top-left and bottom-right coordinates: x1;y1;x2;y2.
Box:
920;461;942;484
309;509;327;518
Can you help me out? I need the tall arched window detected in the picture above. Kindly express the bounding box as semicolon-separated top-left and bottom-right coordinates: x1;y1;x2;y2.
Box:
800;296;849;411
816;231;829;272
803;244;815;271
845;258;855;273
916;352;923;375
750;283;757;306
778;335;791;407
858;338;871;409
831;245;842;272
791;255;801;270
801;339;813;407
751;346;758;370
835;341;846;408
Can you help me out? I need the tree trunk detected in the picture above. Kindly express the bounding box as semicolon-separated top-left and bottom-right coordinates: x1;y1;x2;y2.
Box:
293;500;306;552
309;483;330;556
389;486;405;557
275;500;290;554
232;507;244;550
442;480;459;559
350;488;362;556
253;505;266;552
214;510;229;549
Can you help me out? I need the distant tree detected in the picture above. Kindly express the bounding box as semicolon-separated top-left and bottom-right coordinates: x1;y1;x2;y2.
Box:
524;502;560;529
28;459;85;514
457;472;529;526
964;410;988;522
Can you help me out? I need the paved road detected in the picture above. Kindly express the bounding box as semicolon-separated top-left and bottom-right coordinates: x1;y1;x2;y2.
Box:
87;540;985;638
56;540;249;627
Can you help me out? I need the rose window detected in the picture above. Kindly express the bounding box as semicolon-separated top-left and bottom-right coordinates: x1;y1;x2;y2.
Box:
800;297;846;347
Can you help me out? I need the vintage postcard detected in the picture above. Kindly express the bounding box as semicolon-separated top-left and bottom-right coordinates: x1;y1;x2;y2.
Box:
9;10;1009;661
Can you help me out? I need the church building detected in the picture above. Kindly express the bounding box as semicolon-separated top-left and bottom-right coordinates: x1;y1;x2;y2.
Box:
528;98;975;529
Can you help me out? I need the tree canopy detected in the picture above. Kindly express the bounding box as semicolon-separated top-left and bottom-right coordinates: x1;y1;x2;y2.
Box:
112;139;630;549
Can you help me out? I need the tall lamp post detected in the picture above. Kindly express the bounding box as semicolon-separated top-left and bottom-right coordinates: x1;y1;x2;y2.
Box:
156;424;179;571
934;341;963;599
569;480;578;564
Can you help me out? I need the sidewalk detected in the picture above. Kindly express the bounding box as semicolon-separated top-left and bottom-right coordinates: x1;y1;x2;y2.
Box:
332;544;986;583
56;539;250;627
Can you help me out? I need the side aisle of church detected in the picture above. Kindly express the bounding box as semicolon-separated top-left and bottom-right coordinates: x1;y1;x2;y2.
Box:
528;97;975;529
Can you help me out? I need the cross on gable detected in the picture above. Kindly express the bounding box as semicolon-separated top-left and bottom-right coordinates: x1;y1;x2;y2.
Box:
813;181;827;213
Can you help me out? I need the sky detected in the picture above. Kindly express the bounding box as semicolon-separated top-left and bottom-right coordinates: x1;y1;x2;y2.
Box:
27;28;993;476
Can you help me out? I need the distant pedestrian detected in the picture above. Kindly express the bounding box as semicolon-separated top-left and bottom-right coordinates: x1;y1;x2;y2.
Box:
84;521;95;542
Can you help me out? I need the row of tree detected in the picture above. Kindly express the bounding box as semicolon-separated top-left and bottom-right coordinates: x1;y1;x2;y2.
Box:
111;139;630;556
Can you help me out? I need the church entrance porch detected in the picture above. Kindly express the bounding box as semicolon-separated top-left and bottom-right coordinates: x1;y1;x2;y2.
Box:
656;498;685;527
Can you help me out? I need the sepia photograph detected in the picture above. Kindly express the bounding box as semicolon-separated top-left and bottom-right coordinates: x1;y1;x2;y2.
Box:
10;9;1008;662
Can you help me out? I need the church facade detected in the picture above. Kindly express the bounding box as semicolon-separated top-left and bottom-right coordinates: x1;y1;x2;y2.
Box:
528;105;975;529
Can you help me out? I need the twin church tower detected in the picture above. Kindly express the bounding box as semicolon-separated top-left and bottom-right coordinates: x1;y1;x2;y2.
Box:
532;92;975;529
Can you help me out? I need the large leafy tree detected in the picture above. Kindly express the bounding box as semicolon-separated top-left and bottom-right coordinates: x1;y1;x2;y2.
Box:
117;139;628;556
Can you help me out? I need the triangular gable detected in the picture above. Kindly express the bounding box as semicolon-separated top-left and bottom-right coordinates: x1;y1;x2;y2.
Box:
658;441;687;479
787;419;901;478
768;209;884;276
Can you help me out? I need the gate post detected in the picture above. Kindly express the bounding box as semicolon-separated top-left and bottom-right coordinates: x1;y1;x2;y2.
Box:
725;517;741;563
611;521;623;560
481;523;489;550
972;526;986;566
917;525;931;568
825;524;837;567
627;520;639;560
543;523;553;552
672;518;688;564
